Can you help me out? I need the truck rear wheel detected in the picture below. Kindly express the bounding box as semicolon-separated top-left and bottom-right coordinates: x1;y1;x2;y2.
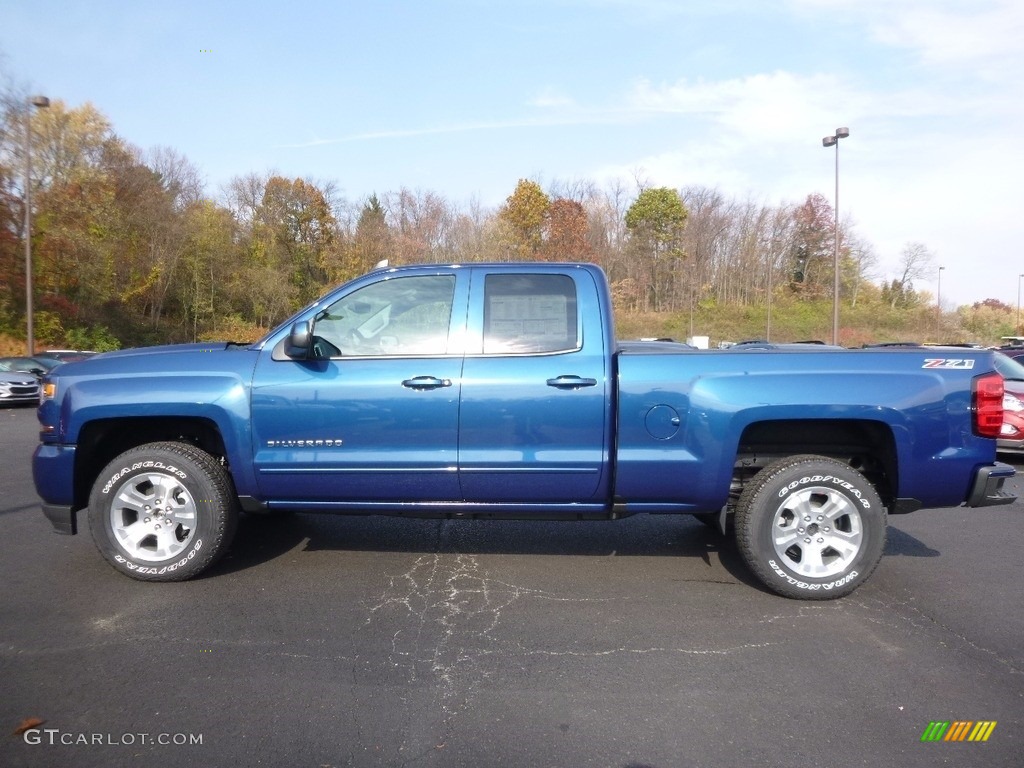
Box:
88;442;238;581
734;455;886;599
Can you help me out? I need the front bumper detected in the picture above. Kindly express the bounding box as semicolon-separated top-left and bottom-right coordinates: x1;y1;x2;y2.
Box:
33;442;78;533
966;462;1017;507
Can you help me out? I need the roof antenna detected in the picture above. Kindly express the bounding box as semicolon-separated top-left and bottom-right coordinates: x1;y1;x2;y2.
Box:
374;259;389;269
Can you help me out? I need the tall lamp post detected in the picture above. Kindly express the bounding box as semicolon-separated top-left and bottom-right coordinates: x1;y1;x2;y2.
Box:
24;94;50;356
1015;274;1024;337
1017;273;1024;335
822;127;850;345
936;265;944;340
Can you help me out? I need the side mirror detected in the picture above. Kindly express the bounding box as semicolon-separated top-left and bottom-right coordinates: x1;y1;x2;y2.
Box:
285;321;312;359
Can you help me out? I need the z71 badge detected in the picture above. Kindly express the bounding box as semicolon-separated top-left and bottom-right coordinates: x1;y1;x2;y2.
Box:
922;358;975;370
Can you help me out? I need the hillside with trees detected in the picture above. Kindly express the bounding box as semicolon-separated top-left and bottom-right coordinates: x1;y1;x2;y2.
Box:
1;95;1018;353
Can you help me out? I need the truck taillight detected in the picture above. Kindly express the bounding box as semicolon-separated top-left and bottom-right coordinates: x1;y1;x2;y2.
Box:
973;372;1004;438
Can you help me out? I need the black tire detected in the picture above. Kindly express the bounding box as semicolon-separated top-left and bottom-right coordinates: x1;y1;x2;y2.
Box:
735;454;886;599
88;442;239;581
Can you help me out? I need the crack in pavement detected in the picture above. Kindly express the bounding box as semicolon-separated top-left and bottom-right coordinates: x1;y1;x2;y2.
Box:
848;592;1024;675
364;552;779;714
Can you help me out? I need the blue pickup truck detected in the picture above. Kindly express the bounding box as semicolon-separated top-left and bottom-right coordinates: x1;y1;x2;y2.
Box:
33;262;1015;598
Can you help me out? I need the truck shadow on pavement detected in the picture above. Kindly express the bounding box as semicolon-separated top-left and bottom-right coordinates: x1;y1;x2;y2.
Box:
211;512;763;587
883;525;941;557
208;511;943;591
0;502;44;518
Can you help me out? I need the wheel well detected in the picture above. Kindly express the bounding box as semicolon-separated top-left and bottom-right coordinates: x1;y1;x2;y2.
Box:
733;419;898;508
73;418;228;511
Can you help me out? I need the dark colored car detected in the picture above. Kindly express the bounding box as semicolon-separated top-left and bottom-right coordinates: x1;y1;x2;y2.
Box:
727;340;843;351
42;350;97;362
993;351;1024;455
0;356;63;382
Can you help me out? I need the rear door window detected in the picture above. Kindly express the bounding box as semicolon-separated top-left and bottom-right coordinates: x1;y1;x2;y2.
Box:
482;274;578;354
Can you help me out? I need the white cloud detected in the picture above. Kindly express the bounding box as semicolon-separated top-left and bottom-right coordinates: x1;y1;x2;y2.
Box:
883;4;1021;66
791;0;1024;72
528;87;577;109
626;72;865;143
591;145;757;198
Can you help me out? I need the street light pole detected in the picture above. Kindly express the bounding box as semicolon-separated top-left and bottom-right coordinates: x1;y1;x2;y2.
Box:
822;127;850;346
1018;273;1024;335
936;266;944;340
24;94;50;357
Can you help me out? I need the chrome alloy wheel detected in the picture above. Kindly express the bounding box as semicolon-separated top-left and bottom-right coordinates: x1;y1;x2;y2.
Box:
770;486;864;578
108;471;197;562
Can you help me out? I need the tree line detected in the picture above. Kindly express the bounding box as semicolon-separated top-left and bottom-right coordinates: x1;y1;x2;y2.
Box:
1;95;1017;350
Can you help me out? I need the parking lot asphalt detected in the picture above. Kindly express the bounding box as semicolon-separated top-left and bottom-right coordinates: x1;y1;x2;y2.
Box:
1;405;1021;767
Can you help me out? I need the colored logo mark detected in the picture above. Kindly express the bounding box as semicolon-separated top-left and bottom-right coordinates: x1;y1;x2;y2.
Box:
921;721;997;742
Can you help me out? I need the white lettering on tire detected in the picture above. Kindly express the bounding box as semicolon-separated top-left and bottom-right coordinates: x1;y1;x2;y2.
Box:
768;559;860;591
113;539;204;575
102;462;188;495
777;474;871;509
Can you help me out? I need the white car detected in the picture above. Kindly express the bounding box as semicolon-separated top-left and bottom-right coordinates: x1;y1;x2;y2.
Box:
0;369;40;405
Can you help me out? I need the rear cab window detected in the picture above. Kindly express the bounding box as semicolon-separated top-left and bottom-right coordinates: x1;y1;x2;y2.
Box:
482;274;579;355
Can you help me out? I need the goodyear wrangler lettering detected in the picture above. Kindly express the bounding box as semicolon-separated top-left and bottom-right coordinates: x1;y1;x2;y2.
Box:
778;475;871;508
102;462;187;494
114;540;203;575
768;560;859;591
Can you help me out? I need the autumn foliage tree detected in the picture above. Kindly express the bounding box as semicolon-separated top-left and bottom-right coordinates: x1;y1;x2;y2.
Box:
498;179;550;259
542;198;591;262
259;176;336;305
343;194;392;278
624;187;688;311
788;193;835;294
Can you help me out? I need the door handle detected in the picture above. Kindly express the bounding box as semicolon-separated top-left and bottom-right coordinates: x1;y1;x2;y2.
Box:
546;375;598;390
402;376;452;390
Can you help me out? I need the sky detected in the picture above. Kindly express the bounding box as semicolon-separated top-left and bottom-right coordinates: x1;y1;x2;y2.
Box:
2;0;1023;310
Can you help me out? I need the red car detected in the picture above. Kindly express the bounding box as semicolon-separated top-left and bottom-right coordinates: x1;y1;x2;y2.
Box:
993;352;1024;455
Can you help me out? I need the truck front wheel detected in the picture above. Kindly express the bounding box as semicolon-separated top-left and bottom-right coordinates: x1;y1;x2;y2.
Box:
734;455;886;599
88;442;238;581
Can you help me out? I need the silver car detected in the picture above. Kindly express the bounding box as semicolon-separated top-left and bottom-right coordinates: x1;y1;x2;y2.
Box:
0;368;40;405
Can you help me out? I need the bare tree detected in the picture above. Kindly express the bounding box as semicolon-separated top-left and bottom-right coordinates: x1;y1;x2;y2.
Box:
888;241;935;309
385;187;457;264
147;146;205;209
221;171;270;227
843;231;878;307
